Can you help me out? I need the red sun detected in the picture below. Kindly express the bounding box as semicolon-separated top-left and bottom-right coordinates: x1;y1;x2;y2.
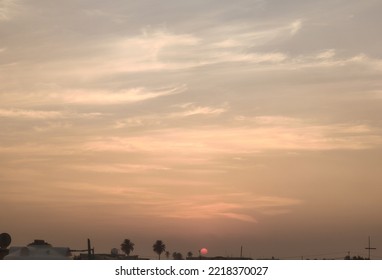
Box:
200;248;208;255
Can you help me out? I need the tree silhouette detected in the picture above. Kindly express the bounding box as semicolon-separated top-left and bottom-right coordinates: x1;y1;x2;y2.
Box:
153;240;166;260
165;251;170;259
172;252;183;260
187;251;193;258
120;239;135;256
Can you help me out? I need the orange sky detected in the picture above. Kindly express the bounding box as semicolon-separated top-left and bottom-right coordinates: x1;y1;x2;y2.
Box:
1;0;382;259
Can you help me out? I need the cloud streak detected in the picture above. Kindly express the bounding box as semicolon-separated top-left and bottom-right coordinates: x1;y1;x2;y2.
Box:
143;192;302;223
113;103;228;128
0;108;104;119
84;119;382;158
0;86;186;107
168;103;228;117
50;184;301;223
57;86;186;105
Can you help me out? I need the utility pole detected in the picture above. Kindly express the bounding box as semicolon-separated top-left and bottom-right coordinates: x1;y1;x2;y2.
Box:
365;236;376;260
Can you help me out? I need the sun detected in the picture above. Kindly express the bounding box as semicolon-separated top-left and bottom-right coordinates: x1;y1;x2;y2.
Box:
200;248;208;255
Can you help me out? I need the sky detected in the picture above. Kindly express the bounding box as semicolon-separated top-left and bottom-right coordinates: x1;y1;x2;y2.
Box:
1;0;382;259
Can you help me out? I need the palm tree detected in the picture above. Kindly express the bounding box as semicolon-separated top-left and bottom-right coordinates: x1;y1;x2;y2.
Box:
153;240;166;260
120;239;135;256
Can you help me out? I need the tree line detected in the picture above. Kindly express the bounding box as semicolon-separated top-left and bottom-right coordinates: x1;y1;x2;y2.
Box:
120;239;193;260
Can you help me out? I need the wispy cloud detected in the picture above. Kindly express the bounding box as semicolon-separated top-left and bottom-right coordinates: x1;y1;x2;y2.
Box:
290;50;382;70
0;108;64;119
58;86;185;105
316;49;336;60
3;178;301;225
289;19;303;35
151;192;302;223
0;86;186;107
65;22;299;76
3;115;380;161
235;115;303;125
84;119;382;158
113;103;228;128
209;19;303;48
71;163;171;174
90;30;202;73
53;184;301;223
96;24;381;75
0;0;17;21
169;103;228;117
0;108;104;119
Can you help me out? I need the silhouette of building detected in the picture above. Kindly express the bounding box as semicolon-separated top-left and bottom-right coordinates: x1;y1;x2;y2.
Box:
75;253;149;260
4;239;72;260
